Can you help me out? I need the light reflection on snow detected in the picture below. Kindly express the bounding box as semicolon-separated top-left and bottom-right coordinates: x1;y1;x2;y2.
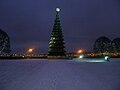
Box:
70;58;108;62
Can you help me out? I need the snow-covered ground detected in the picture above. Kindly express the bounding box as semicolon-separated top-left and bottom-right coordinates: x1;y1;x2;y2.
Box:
0;58;120;90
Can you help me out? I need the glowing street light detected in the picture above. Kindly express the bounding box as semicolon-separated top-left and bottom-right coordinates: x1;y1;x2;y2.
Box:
28;48;33;53
77;49;83;54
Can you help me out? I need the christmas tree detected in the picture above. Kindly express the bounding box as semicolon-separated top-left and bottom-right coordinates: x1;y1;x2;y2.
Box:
48;8;66;59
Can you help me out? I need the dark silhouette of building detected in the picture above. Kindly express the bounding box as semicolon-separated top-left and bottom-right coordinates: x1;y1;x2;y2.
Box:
48;8;66;59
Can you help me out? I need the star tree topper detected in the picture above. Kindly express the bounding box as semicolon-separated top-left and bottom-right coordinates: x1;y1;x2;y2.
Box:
56;8;60;12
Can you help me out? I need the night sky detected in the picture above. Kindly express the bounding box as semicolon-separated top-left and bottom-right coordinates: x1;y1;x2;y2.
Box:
0;0;120;54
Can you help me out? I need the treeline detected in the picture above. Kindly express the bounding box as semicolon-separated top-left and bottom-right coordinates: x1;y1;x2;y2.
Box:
93;36;120;53
1;28;120;54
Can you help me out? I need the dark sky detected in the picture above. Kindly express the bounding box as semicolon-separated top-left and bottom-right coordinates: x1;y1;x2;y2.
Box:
0;0;120;54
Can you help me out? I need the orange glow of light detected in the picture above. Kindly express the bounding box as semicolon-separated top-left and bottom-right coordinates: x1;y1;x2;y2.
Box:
28;48;33;53
78;49;83;53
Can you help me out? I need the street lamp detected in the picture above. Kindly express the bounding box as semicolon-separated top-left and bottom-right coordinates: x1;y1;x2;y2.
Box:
77;49;83;54
27;48;34;57
28;48;33;53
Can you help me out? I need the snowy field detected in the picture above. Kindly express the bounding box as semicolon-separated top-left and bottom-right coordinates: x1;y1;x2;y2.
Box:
0;58;120;90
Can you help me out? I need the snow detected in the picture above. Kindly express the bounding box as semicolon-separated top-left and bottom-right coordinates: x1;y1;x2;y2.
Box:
0;59;120;90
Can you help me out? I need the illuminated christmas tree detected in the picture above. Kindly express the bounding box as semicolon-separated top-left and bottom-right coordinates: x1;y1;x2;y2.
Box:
48;8;66;59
